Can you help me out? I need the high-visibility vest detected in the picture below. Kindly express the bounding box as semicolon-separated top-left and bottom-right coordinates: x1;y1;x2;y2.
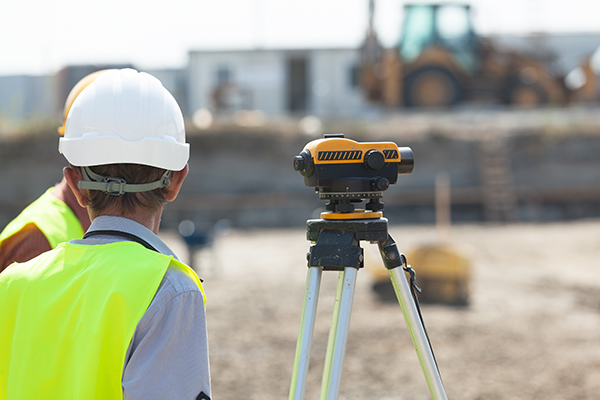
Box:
0;187;84;249
0;241;205;400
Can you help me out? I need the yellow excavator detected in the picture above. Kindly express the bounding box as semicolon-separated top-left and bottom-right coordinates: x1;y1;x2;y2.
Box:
361;2;568;108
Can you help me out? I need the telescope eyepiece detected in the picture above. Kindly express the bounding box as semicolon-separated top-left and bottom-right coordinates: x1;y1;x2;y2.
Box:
293;150;314;176
293;156;304;171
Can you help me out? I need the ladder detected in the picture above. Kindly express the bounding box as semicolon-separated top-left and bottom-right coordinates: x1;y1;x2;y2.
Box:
477;134;519;222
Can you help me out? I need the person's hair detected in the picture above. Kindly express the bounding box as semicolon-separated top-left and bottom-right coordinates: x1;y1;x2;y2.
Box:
77;163;172;216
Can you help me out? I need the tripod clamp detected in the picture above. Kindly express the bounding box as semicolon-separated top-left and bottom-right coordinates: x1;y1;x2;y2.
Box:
306;218;387;271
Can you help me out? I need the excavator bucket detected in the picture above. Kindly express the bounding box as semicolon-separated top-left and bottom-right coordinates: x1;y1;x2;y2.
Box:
368;243;471;306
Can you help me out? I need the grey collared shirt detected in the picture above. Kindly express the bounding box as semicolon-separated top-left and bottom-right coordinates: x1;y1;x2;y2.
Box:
71;216;211;400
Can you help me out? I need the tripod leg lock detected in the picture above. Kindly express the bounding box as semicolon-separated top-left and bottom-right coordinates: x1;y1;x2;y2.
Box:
377;234;404;270
378;234;421;294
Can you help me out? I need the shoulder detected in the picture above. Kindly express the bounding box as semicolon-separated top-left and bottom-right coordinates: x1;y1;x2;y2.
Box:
159;266;203;298
127;265;207;355
138;266;205;323
0;225;52;273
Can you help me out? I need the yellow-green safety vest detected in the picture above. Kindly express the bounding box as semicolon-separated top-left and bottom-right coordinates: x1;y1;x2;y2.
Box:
0;187;84;249
0;241;205;400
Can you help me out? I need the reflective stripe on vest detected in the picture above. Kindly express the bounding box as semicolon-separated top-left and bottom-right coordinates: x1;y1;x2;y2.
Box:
0;241;205;399
0;187;84;248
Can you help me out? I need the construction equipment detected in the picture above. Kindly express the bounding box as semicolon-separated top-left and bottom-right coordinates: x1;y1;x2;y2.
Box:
360;2;567;108
369;172;472;306
289;134;448;400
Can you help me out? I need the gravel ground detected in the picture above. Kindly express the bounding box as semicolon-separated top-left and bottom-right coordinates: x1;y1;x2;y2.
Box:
162;219;600;400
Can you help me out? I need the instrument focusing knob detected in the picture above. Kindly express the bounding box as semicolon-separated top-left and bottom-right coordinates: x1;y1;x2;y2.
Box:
365;150;385;171
376;177;390;191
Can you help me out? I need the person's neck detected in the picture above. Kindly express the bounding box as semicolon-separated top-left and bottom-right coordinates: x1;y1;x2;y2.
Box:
93;207;164;235
52;177;91;231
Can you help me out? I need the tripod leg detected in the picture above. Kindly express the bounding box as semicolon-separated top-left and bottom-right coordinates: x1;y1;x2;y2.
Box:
380;235;448;400
289;266;323;400
388;267;447;399
320;267;358;400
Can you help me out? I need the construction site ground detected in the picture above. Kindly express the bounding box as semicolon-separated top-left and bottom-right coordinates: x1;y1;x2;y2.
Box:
1;107;599;398
162;219;600;400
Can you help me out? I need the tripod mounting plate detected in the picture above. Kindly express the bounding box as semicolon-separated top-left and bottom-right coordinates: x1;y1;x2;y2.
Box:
321;210;383;220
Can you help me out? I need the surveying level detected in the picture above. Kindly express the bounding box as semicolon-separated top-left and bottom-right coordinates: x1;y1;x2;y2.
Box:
293;133;414;214
289;134;448;400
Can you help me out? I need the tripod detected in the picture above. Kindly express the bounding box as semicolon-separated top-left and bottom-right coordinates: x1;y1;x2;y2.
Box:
288;213;448;400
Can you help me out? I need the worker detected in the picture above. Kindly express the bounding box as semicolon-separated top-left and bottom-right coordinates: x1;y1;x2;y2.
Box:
0;69;211;399
0;71;109;271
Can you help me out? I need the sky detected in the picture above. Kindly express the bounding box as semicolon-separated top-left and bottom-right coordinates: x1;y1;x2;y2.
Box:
1;0;600;76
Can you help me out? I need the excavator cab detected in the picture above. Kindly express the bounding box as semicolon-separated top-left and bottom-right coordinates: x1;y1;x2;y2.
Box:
400;4;480;74
397;3;486;107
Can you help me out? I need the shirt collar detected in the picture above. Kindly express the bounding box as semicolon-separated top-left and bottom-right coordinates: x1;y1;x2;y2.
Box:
85;215;179;260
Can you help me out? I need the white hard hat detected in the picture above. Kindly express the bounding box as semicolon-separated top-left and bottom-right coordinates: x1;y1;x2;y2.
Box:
59;68;189;171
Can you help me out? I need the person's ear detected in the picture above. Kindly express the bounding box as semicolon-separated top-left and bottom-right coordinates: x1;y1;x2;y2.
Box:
63;166;89;208
165;164;189;202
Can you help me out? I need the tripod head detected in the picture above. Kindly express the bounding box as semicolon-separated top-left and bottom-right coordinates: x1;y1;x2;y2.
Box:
294;134;413;214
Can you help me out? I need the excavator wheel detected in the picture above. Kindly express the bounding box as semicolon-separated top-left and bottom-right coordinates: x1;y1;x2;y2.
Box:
404;67;462;108
503;78;548;108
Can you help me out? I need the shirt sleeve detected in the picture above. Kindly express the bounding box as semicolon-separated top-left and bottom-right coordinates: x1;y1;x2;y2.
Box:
122;268;211;400
0;224;52;272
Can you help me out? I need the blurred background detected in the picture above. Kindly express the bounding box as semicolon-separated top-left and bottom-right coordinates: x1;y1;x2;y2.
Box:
2;0;600;398
2;0;600;230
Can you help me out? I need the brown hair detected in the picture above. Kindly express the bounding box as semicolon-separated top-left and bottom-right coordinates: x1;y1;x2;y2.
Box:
78;164;172;216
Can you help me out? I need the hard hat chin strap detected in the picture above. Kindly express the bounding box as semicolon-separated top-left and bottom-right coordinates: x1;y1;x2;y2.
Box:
78;166;171;196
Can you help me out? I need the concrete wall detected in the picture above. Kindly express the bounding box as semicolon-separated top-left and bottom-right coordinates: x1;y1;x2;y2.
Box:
1;121;599;231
